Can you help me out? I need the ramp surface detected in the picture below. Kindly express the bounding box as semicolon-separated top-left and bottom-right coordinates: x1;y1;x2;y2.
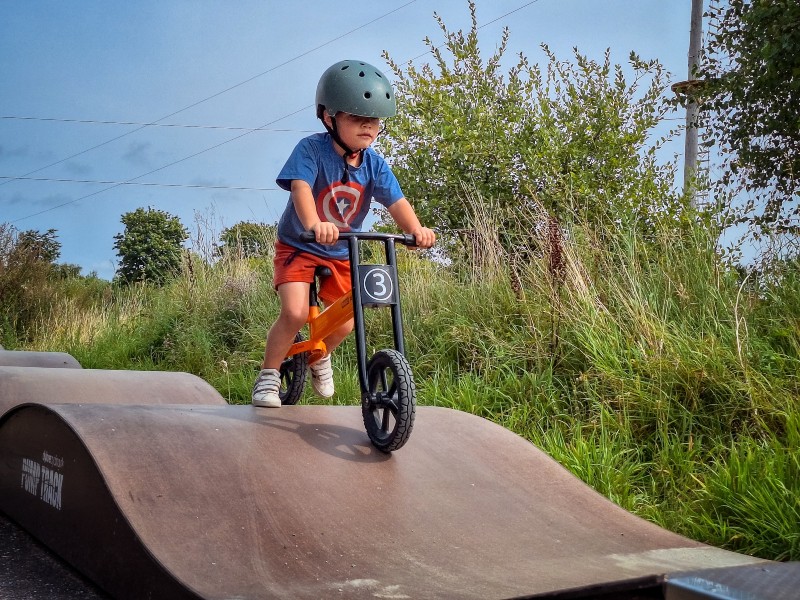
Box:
0;354;776;598
0;362;766;600
0;365;226;414
0;349;82;369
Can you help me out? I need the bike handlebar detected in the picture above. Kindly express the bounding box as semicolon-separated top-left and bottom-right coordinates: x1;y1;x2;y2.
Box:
299;230;417;247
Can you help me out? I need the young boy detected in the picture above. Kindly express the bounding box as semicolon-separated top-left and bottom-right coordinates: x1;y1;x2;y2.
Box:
252;59;436;407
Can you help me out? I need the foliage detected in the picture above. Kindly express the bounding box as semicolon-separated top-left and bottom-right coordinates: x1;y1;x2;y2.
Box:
53;263;84;279
16;195;799;561
217;221;276;259
14;228;61;263
699;0;800;237
0;223;107;345
380;0;682;255
687;433;799;561
5;3;799;562
113;207;188;286
0;223;45;343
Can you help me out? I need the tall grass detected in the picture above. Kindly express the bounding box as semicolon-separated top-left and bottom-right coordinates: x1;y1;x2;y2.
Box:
8;198;799;562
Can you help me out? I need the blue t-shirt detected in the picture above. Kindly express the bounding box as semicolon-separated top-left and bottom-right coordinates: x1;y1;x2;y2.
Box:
276;132;404;259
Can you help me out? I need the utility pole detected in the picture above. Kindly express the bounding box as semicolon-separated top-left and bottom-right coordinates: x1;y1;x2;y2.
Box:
684;0;704;206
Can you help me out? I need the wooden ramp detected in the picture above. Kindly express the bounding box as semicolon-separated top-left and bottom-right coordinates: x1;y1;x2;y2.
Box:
0;349;82;369
0;355;775;599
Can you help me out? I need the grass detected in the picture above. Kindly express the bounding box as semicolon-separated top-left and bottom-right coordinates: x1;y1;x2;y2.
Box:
5;210;799;563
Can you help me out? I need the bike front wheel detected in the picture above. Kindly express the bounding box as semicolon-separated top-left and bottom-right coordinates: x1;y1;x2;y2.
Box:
362;349;416;452
280;333;308;405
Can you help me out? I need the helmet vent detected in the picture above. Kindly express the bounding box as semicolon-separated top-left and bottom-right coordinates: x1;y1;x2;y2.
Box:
364;92;372;99
341;65;349;71
359;71;366;77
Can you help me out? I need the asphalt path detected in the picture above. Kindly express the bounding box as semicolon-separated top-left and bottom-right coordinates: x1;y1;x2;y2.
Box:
0;513;108;599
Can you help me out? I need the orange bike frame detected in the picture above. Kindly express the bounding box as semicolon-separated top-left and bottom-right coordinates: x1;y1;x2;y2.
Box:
284;290;354;365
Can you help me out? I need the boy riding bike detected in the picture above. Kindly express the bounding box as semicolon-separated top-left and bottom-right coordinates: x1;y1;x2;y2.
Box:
253;59;435;408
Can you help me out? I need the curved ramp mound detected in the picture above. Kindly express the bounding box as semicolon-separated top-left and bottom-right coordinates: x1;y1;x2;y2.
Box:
0;349;82;369
0;353;774;599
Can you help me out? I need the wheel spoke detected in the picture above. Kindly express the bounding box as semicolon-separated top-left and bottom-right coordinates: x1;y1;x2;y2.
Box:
379;370;388;393
381;407;391;432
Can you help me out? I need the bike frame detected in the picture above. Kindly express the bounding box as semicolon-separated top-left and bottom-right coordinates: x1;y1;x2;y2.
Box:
284;232;410;393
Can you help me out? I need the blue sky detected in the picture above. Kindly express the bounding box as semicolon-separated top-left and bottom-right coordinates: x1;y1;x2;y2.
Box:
1;1;694;280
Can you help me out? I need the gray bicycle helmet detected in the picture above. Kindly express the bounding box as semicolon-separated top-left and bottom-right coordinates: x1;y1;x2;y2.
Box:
315;59;396;119
315;60;396;182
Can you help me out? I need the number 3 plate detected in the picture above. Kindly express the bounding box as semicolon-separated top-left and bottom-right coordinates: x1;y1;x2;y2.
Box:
359;265;397;307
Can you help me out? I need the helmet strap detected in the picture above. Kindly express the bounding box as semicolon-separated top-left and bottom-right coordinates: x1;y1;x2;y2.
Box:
323;114;362;184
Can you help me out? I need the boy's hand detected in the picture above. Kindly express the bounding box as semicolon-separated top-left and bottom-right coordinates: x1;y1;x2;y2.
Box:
411;226;436;249
312;222;339;245
386;199;436;249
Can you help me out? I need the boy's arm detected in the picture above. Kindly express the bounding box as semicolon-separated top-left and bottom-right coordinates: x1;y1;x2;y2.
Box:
290;180;339;244
387;198;436;248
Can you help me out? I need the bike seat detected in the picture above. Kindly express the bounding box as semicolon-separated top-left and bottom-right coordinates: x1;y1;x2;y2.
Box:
314;266;333;279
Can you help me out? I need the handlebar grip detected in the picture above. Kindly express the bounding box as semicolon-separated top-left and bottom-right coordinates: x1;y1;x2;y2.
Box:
401;234;417;247
299;231;316;243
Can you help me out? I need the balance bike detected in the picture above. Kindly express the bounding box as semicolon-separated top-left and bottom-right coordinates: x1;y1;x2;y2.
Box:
279;231;418;453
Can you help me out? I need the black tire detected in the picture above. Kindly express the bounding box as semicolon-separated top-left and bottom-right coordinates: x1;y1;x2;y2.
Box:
362;349;416;452
280;333;308;405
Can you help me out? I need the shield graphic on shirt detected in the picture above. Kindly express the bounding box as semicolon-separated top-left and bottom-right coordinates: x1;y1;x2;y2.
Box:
319;181;365;230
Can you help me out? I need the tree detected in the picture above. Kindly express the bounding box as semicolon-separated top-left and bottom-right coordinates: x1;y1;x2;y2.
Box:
379;0;681;254
113;207;188;285
14;228;61;263
217;222;277;259
0;225;64;341
699;0;800;237
0;226;62;287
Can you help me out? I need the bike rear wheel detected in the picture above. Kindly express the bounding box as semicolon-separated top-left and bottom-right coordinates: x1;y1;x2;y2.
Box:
362;349;416;452
280;333;308;405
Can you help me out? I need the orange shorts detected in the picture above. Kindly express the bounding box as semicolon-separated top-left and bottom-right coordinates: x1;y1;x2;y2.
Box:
273;241;351;304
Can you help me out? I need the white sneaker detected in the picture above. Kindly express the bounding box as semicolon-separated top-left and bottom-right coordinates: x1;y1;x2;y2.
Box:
309;354;334;398
252;368;281;407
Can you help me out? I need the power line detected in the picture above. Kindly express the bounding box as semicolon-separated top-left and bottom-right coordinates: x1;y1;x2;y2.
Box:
8;0;542;224
9;105;309;223
404;0;541;63
1;176;279;192
1;115;316;133
3;2;540;138
479;1;540;29
6;1;540;140
1;0;419;190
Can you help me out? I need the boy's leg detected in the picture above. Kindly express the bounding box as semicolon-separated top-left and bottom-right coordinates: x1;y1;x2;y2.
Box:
305;259;352;398
308;319;354;398
253;282;309;408
262;282;310;370
322;319;354;354
310;263;353;398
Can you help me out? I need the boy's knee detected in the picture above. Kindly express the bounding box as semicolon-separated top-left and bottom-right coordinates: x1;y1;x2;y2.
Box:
279;306;308;329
